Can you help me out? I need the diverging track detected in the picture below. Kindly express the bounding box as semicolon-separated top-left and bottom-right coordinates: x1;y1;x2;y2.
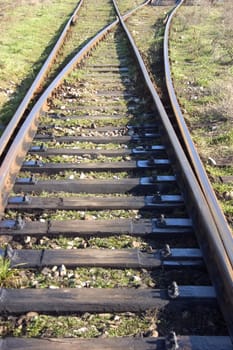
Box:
0;0;232;348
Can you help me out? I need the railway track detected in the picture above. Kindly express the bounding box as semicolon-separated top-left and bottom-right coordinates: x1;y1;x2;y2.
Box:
0;0;232;348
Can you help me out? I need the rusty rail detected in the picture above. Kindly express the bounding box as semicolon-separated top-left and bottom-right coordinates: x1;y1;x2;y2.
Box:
0;0;84;159
113;0;233;341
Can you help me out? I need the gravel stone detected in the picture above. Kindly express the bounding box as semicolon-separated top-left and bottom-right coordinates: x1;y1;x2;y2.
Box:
41;267;51;276
59;264;67;277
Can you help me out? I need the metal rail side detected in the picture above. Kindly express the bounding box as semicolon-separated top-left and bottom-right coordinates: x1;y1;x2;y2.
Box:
113;0;233;341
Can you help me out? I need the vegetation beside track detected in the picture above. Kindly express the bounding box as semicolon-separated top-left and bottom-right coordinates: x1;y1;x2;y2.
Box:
0;310;155;338
125;4;167;94
116;0;143;13
169;1;233;228
0;0;78;126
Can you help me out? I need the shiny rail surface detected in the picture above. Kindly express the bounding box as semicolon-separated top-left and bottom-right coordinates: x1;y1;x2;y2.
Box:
0;0;232;347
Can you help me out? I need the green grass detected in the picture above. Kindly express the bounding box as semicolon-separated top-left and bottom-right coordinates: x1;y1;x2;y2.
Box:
1;312;155;338
0;0;78;124
9;209;142;221
25;154;127;163
0;0;116;126
116;0;144;15
169;2;233;228
209;129;233;147
206;165;233;218
0;257;11;286
29;234;148;250
126;5;171;94
32;141;128;150
0;257;21;287
24;266;155;289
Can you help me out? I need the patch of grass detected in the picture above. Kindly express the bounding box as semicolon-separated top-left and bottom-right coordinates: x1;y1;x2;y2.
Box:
0;257;22;288
126;5;171;97
25;266;155;289
116;0;144;14
0;0;116;126
30;234;148;250
209;129;233;147
206;165;233;215
11;208;141;221
169;1;233;229
0;257;11;286
17;170;132;181
0;0;78;124
25;154;127;163
1;311;155;338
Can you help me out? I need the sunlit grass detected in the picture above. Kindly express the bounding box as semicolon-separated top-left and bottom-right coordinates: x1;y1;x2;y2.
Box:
0;0;115;125
169;2;233;229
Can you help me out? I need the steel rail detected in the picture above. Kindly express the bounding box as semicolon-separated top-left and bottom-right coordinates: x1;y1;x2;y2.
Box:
113;0;233;341
0;0;84;159
164;1;233;271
